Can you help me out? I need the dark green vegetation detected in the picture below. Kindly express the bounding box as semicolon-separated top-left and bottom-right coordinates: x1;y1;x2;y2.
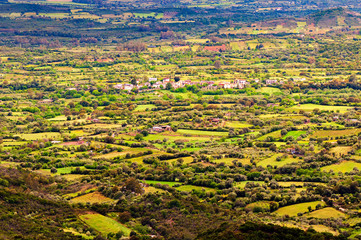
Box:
3;0;361;239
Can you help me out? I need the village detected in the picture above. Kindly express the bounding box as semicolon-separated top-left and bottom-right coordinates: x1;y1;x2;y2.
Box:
112;77;307;92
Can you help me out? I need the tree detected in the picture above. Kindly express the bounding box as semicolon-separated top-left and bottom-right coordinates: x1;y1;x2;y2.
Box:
118;211;131;223
135;134;143;141
140;129;149;136
281;129;288;136
104;136;115;143
123;177;143;194
166;82;172;90
174;76;180;82
214;60;221;69
131;77;137;86
349;74;357;82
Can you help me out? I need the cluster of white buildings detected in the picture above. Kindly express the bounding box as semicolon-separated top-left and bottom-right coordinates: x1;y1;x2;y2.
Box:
264;77;306;85
114;78;252;92
114;77;307;91
265;79;284;85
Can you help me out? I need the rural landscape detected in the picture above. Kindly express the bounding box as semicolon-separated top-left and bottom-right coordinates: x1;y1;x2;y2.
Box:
2;0;361;239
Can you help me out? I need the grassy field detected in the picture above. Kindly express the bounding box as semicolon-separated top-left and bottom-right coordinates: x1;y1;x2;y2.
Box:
277;181;305;187
15;132;62;140
283;131;306;140
2;141;27;146
225;121;253;128
321;122;345;129
290;104;353;113
48;115;68;121
257;87;282;95
311;225;339;235
70;192;115;204
134;104;156;111
235;181;265;189
82;123;125;129
93;148;151;159
305;207;347;219
177;129;228;137
144;186;166;194
245;201;271;212
38;167;86;176
212;157;252;166
257;154;300;168
345;217;361;227
61;174;85;181
176;185;216;193
144;133;208;141
0;161;20;168
311;129;361;138
63;188;97;199
63;228;92;239
329;146;353;157
321;161;361;173
166;156;194;164
144;180;179;187
79;213;131;236
274;201;326;217
258;130;282;140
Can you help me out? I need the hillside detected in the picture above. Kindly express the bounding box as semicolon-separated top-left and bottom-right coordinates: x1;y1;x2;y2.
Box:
307;7;361;28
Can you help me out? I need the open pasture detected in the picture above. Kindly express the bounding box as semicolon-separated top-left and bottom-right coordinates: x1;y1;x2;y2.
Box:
256;87;282;95
225;121;253;128
79;213;131;236
134;104;156;111
177;129;228;137
258;130;281;140
93;148;152;159
274;201;325;217
305;207;347;219
311;129;361;138
163;156;194;164
257;154;300;168
290;104;353;113
329;146;353;157
311;225;339;235
235;181;265;189
212;157;252;166
283;131;306;140
176;185;216;193
15;132;62;140
144;180;179;187
321;161;361;173
245;201;271;212
70;192;115;204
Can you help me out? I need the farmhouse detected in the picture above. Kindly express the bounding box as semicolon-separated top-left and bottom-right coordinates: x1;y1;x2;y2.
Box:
234;79;248;85
233;79;249;89
202;85;218;91
292;77;307;82
210;118;221;123
66;87;77;91
265;79;278;85
114;84;134;91
39;99;53;104
220;82;232;89
152;125;172;132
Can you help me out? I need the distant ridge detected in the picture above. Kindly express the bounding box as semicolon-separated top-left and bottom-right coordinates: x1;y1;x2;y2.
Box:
307;7;361;27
